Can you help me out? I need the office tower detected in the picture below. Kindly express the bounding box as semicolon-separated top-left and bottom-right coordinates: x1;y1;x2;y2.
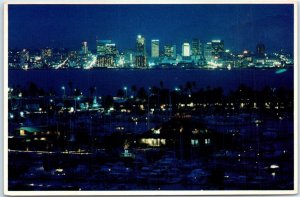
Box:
204;42;213;62
256;43;266;56
136;35;146;55
211;40;224;58
97;40;112;55
81;41;88;54
96;40;118;68
182;42;191;57
164;45;177;58
191;39;201;56
135;55;147;68
151;39;160;58
136;35;147;67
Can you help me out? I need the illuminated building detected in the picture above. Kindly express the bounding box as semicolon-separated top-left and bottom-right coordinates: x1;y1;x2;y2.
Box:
124;50;135;67
136;35;147;67
182;42;191;57
204;42;213;62
191;38;201;56
96;40;118;67
136;35;146;55
164;45;176;58
211;40;224;58
96;40;118;57
151;39;159;58
81;41;89;54
135;55;147;68
97;55;114;68
139;117;213;160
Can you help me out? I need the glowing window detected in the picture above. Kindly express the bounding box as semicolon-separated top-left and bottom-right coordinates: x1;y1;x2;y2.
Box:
20;130;25;136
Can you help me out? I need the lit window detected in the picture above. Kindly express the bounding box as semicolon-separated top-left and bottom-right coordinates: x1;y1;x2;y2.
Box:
20;130;25;136
191;139;199;147
205;138;211;145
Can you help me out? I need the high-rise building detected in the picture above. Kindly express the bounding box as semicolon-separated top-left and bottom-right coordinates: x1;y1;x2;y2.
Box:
191;39;201;56
81;41;88;54
182;42;191;57
136;35;147;67
135;55;147;68
211;40;224;58
256;43;266;56
151;39;159;58
97;55;114;68
97;40;117;55
136;35;146;55
204;42;213;62
164;45;176;58
96;40;118;68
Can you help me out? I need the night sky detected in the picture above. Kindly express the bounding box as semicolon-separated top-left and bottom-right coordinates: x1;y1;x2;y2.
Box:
8;4;294;53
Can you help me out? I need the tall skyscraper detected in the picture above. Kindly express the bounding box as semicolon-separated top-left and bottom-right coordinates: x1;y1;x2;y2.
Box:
136;35;146;55
81;41;88;54
211;40;224;58
182;42;191;57
191;39;201;56
136;35;147;67
151;39;160;58
204;42;213;62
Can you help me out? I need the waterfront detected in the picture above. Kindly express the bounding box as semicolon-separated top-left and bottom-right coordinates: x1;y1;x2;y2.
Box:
9;68;293;96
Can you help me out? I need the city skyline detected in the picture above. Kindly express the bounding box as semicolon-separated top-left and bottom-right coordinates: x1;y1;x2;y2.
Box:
8;4;294;53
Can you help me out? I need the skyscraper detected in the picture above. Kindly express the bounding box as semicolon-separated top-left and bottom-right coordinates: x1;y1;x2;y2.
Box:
136;35;146;55
136;35;147;67
204;42;213;62
164;45;176;58
151;39;159;58
211;40;224;58
191;39;201;56
96;40;112;55
182;42;191;57
96;40;118;68
81;41;88;54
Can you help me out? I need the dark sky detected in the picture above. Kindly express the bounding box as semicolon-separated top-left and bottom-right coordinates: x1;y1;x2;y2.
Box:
8;4;294;53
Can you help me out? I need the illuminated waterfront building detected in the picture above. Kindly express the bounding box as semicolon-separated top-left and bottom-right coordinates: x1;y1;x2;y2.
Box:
182;42;191;57
191;39;201;56
97;55;114;68
96;40;118;57
211;39;224;58
151;39;160;58
81;41;89;54
136;35;147;67
135;55;147;68
164;45;176;58
136;35;146;55
96;40;118;67
204;42;213;62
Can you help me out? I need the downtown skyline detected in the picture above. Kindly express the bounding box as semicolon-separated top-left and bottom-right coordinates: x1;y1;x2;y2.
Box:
8;4;294;53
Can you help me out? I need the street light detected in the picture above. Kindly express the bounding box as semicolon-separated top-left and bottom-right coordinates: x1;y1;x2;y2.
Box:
61;86;66;98
123;86;127;98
